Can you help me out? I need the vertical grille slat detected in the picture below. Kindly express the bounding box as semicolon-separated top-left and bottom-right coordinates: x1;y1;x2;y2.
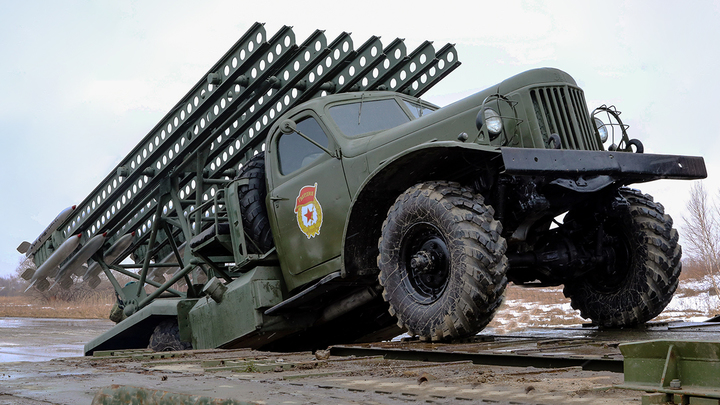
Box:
540;89;563;148
529;85;600;150
559;88;584;149
543;89;561;146
568;89;589;148
573;88;600;150
530;90;549;143
552;88;577;149
546;88;571;149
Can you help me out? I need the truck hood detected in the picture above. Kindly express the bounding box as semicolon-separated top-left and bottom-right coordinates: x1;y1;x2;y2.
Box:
345;68;577;163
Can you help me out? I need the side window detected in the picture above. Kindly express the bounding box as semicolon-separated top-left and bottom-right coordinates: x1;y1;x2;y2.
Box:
277;117;329;175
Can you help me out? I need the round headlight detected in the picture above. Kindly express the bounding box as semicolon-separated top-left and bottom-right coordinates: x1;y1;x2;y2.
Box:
484;109;503;135
594;117;608;143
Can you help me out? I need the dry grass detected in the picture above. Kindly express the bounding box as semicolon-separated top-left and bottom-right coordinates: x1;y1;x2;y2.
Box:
0;295;114;319
1;260;714;328
680;260;709;281
502;284;567;302
674;283;712;299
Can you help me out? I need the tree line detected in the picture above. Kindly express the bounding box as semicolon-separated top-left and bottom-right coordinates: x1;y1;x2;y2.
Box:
683;182;720;296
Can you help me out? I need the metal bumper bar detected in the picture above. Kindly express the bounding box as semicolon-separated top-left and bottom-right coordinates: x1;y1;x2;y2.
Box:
501;147;707;181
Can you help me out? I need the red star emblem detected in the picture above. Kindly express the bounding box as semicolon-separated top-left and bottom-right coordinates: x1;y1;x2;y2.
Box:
304;206;315;222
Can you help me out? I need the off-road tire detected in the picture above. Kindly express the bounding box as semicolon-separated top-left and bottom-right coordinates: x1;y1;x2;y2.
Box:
237;154;274;252
148;319;192;352
377;181;508;341
563;188;682;327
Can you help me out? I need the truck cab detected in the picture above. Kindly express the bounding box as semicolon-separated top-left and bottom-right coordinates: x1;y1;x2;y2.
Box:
265;92;438;291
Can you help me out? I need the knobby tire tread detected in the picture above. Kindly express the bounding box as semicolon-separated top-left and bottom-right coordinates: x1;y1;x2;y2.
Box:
563;188;681;327
236;155;274;252
148;319;192;352
377;181;508;342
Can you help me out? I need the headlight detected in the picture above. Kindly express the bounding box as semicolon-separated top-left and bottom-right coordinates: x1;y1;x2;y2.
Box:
594;117;608;143
484;109;503;135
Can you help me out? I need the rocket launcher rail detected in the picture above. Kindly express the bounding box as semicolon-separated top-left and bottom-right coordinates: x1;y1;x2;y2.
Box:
28;23;460;290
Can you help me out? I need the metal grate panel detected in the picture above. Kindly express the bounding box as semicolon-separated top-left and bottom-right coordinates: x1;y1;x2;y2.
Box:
33;23;461;269
530;86;601;151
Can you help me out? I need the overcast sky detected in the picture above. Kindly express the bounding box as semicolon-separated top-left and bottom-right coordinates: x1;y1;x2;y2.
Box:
2;1;719;277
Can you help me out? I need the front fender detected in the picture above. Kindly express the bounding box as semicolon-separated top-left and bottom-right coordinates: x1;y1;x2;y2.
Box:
340;141;502;278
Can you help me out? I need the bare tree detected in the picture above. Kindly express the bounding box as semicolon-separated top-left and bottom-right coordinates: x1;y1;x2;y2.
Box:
683;182;720;298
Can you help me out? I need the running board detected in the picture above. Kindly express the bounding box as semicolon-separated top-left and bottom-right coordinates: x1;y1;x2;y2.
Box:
264;271;342;316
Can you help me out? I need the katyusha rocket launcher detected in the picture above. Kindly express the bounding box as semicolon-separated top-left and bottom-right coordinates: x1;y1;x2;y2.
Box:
19;23;459;296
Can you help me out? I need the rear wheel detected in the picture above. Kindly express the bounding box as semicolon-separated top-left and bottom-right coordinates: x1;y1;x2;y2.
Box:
236;155;274;252
148;319;192;352
377;181;508;341
563;188;682;327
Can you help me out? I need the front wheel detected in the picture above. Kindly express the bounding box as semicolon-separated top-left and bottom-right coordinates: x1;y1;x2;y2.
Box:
377;181;508;341
563;188;682;327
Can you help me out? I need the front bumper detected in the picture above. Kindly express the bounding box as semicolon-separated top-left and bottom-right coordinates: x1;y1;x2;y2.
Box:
500;148;707;182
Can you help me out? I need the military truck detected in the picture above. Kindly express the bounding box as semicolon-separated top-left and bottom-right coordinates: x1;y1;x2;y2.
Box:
17;24;706;354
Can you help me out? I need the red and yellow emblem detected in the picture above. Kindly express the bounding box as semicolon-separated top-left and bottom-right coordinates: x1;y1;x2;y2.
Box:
294;183;323;239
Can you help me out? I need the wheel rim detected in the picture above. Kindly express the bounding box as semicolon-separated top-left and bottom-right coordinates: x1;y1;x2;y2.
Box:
399;223;451;304
591;220;634;293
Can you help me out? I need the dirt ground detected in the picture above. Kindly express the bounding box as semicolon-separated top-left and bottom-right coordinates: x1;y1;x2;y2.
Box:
10;315;720;404
6;316;716;404
0;347;640;405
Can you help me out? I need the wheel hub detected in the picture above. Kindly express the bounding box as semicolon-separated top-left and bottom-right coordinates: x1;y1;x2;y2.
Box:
410;251;435;273
569;217;633;293
400;223;451;303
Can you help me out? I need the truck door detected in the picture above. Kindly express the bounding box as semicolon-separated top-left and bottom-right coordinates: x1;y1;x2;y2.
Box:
266;113;351;278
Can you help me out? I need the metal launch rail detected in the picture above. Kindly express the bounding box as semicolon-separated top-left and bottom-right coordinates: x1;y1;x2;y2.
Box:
20;23;459;298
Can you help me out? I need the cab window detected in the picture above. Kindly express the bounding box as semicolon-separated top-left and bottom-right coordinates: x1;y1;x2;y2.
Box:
277;116;329;175
403;100;436;118
329;99;410;137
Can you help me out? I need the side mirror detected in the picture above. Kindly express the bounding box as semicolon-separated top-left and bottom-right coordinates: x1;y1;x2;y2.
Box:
278;118;336;158
280;119;297;135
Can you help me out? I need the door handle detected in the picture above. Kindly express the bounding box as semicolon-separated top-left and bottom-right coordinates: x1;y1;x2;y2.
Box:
270;195;289;201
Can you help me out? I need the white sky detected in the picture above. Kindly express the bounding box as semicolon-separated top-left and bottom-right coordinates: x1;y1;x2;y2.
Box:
2;0;719;277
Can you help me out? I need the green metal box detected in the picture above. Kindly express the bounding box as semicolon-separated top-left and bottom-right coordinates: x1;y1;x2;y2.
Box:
188;266;286;349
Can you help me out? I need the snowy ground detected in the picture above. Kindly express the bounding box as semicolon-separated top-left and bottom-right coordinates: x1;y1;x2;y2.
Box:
486;275;720;334
659;276;720;322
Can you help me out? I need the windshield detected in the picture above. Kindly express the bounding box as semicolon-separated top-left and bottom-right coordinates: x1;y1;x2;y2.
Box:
329;99;410;137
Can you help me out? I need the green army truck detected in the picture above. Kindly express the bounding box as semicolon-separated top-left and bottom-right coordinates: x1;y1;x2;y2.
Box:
17;24;706;354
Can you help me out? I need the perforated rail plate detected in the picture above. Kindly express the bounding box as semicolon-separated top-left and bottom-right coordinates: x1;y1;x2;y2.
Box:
30;23;460;288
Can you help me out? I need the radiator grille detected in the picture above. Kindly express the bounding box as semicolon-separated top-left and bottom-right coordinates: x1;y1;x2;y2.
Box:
530;86;601;150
